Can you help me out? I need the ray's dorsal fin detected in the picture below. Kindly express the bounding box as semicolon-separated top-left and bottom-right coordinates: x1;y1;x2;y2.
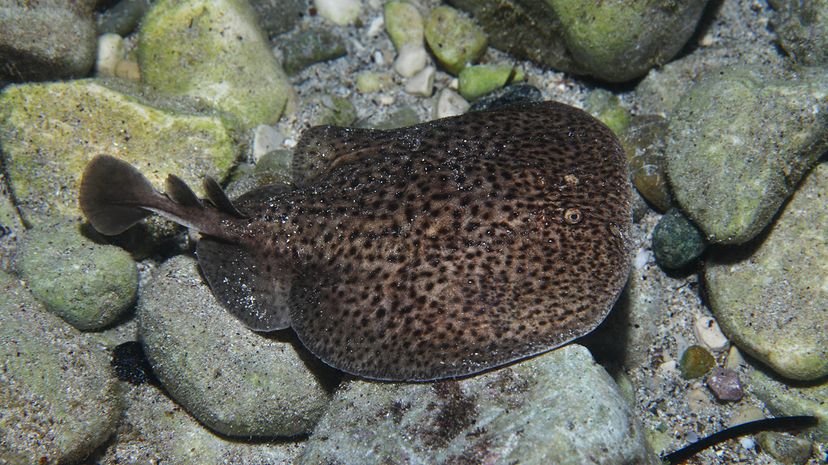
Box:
203;176;246;218
165;174;202;208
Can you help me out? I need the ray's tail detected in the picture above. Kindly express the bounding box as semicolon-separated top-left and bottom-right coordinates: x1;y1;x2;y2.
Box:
79;155;244;239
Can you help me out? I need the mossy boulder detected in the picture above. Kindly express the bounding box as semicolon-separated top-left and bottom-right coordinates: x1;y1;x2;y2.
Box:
0;270;123;464
666;66;828;244
0;79;238;227
139;0;294;129
704;162;828;381
448;0;708;82
16;221;137;331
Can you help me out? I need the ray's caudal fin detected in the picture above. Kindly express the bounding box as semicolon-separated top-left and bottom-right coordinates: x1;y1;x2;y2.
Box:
79;155;244;239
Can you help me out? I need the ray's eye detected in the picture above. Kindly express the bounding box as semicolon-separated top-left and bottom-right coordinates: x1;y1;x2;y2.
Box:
563;208;582;224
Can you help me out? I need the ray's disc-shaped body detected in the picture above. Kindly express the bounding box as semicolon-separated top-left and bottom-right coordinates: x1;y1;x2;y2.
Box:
80;102;632;381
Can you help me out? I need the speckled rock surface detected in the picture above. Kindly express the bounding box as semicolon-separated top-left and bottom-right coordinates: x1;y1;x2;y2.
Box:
704;162;828;381
0;270;123;464
0;1;97;81
280;27;347;76
250;0;307;37
620;115;672;212
15;220;137;331
652;208;706;270
449;0;708;82
298;344;658;465
0;79;238;226
666;66;828;244
138;255;334;437
750;366;828;441
97;384;306;464
769;0;828;66
139;0;294;129
424;5;488;75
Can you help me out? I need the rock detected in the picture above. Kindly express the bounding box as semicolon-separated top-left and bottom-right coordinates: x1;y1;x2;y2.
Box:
448;0;708;83
252;124;285;162
679;345;715;379
469;83;543;112
458;64;524;101
706;367;743;402
138;255;334;437
16;220;137;331
97;0;153;36
0;270;123;464
433;88;470;119
368;107;421;130
750;367;828;441
769;0;828;66
384;1;424;51
704;162;828;380
424;5;487;75
693;316;729;352
96;33;125;78
665;66;828;244
280;27;348;76
404;66;435;97
0;79;238;227
250;0;307;37
314;95;357;127
356;71;393;93
0;1;97;81
298;345;659;465
393;43;428;78
314;0;361;26
651;208;706;270
619;115;672;212
755;431;814;465
98;384;306;464
0;173;24;272
139;0;293;129
584;89;631;136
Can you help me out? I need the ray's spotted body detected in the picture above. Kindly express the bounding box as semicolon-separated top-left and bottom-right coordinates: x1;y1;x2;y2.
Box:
80;102;632;381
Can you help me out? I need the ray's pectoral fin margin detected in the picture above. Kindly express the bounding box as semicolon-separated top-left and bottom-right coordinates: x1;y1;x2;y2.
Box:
196;238;292;332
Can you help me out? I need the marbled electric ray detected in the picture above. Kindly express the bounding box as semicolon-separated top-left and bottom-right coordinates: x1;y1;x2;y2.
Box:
79;102;632;381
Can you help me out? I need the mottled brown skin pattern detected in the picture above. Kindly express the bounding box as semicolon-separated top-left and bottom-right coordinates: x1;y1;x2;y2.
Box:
232;102;632;381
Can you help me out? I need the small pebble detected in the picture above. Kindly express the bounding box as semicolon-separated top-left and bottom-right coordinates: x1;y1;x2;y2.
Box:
393;43;428;77
404;66;434;97
725;345;745;370
252;125;284;161
694;316;729;352
112;341;155;385
706;367;744;401
652;208;706;270
756;431;814;465
384;1;424;50
315;0;362;26
356;71;392;93
685;387;712;412
433;88;470;119
96;33;124;77
424;5;487;75
114;60;140;81
458;64;524;101
739;437;755;450
680;345;715;379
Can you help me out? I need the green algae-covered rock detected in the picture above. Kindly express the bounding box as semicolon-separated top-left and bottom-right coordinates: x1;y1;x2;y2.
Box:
16;221;137;331
298;345;659;465
280;27;348;76
750;367;828;441
769;0;828;66
458;64;524;101
652;209;706;270
100;384;306;464
704;162;828;381
425;6;487;75
679;345;715;379
385;1;424;51
0;270;123;464
138;255;333;437
0;79;238;226
666;66;828;244
448;0;708;83
620;115;672;212
584;89;631;136
139;0;293;129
